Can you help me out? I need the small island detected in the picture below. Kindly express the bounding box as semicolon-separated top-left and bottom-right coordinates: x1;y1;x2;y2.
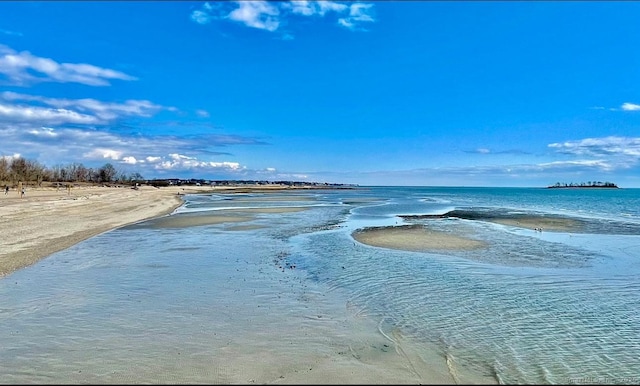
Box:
547;181;619;189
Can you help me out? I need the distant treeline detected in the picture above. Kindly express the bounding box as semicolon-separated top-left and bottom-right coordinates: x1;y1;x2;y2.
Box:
0;155;354;188
146;178;357;188
0;156;144;187
548;181;618;188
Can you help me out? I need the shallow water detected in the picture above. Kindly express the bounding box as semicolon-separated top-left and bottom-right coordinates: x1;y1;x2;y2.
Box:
1;187;639;384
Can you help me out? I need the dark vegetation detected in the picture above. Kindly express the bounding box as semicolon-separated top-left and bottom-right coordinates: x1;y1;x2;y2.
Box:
547;181;619;189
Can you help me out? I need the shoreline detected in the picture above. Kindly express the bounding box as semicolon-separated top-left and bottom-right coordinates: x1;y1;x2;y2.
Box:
0;184;328;278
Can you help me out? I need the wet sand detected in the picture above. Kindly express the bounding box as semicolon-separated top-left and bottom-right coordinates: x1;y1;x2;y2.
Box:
141;213;255;228
226;206;310;214
229;195;316;202
488;217;581;232
353;225;486;252
401;212;585;233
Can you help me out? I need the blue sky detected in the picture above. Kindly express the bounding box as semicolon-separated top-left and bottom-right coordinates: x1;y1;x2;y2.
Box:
1;1;640;187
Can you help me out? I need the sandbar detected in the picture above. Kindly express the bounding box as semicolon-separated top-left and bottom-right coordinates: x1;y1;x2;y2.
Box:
487;217;581;232
141;213;254;229
225;206;309;214
401;212;584;232
353;225;486;252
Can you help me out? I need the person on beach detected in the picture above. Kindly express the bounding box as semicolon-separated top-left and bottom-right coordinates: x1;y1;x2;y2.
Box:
4;185;8;195
21;187;25;198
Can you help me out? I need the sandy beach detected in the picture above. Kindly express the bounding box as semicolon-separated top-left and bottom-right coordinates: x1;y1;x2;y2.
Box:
0;184;312;277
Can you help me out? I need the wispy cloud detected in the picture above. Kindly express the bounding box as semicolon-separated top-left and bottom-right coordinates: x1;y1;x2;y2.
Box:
284;0;347;16
548;136;640;159
337;3;375;31
1;92;165;124
464;148;530;155
0;102;100;125
536;159;614;171
301;158;627;187
0;44;136;86
195;109;210;118
190;1;376;35
190;10;212;25
0;28;23;37
466;148;491;154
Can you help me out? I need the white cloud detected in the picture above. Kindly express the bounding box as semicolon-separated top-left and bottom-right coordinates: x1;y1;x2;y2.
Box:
0;92;165;124
316;1;349;15
286;1;316;16
27;127;58;137
154;153;244;171
0;153;21;160
122;156;138;164
83;148;124;161
0;44;136;86
146;156;162;163
190;1;375;34
621;102;640;111
338;2;375;30
228;1;280;32
284;1;347;16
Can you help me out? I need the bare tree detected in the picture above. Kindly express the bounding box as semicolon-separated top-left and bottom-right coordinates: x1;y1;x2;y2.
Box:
98;163;117;183
25;159;48;187
10;157;28;184
0;156;9;183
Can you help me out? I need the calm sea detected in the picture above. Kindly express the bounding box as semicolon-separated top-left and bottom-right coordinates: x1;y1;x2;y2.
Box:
1;186;639;384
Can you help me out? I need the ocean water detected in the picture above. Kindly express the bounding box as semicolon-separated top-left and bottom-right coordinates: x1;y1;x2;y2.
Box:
1;186;639;384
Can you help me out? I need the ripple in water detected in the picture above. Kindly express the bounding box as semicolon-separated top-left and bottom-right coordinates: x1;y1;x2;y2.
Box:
291;220;640;384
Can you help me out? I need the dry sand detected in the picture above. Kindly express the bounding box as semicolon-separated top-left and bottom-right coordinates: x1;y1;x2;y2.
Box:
1;185;188;277
353;225;486;252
